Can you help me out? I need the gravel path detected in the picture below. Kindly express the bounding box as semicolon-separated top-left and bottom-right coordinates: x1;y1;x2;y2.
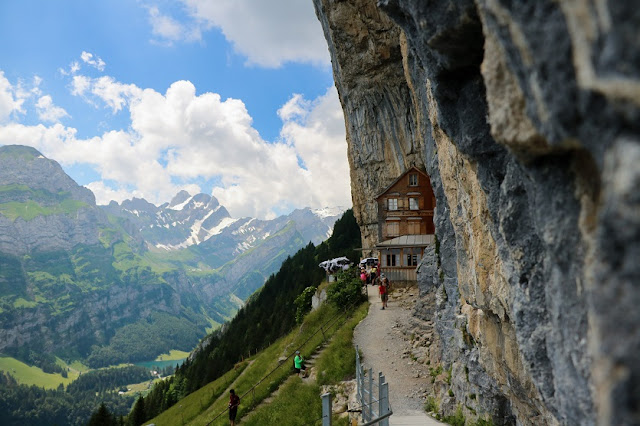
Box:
353;285;444;425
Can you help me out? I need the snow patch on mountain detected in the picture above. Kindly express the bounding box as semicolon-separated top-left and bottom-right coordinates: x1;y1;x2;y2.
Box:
204;216;238;238
313;206;346;219
233;218;257;235
168;195;194;211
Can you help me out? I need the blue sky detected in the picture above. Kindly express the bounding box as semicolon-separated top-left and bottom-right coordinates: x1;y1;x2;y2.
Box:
0;0;351;219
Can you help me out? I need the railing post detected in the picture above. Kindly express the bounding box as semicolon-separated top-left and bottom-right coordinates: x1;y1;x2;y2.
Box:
368;367;373;421
378;373;385;424
355;345;361;405
379;376;390;426
322;393;332;426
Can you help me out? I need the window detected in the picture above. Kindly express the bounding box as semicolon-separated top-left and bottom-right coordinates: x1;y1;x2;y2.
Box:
409;198;419;210
386;254;397;266
405;248;421;266
388;198;398;210
407;220;421;235
386;221;399;237
409;173;418;186
383;249;400;267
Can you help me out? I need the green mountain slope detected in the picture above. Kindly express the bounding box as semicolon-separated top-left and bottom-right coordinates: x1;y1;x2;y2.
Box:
134;209;361;422
0;146;345;371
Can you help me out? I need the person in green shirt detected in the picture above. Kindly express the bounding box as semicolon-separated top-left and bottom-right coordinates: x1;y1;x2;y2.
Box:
294;351;306;377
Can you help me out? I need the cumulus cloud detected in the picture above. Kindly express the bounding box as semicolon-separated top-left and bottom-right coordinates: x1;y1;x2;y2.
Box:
147;0;329;68
36;95;69;123
0;71;351;218
0;72;18;122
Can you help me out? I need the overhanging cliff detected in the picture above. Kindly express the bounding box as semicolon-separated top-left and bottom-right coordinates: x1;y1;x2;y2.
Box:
313;1;639;425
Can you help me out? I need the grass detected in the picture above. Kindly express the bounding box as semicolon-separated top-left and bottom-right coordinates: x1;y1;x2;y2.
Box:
0;355;80;389
424;396;439;413
145;363;248;425
242;378;323;426
0;199;87;221
443;405;465;426
146;299;366;426
13;297;38;308
315;302;368;385
155;350;190;361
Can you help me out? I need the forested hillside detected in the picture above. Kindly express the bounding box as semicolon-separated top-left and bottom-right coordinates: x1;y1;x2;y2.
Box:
132;209;361;421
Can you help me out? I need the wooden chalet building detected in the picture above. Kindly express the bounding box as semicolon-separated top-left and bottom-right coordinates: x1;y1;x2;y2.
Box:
374;166;436;282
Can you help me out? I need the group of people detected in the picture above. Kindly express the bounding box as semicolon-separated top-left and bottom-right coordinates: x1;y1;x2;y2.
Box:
359;264;378;285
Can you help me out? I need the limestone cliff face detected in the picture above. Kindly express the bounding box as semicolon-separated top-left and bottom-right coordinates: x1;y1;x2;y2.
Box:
314;1;639;425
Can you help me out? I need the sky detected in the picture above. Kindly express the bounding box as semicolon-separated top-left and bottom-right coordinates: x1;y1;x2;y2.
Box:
0;0;352;219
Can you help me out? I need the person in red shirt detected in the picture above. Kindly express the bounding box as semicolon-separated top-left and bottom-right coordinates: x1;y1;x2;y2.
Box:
228;389;240;425
379;277;388;310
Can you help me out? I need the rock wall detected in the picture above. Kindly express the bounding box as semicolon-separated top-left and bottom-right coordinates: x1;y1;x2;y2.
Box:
313;1;640;425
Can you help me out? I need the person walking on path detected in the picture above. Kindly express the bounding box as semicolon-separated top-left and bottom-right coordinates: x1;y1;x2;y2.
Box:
381;273;391;293
228;389;240;426
370;265;378;284
379;278;388;309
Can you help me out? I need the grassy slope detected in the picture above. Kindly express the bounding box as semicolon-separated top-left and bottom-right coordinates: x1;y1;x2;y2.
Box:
0;356;81;389
146;301;368;426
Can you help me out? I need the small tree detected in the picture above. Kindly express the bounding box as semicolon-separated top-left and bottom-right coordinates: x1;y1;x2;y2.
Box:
88;403;116;426
129;396;145;426
294;286;318;323
326;269;365;308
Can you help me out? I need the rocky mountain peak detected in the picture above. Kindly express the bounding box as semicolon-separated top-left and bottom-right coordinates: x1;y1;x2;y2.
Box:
0;145;104;254
168;190;192;208
0;145;95;205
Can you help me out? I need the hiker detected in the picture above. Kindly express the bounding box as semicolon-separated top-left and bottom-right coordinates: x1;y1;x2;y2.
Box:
370;265;377;284
381;273;390;293
228;389;240;426
294;350;306;377
379;277;388;309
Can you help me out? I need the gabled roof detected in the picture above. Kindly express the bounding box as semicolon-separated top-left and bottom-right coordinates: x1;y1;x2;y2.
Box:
375;166;431;200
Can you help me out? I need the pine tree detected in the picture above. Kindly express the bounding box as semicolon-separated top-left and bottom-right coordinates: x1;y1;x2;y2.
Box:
130;396;146;426
88;403;116;426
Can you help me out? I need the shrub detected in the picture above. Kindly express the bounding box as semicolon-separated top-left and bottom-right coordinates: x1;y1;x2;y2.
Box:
294;286;317;323
443;405;465;426
326;269;365;308
424;396;438;413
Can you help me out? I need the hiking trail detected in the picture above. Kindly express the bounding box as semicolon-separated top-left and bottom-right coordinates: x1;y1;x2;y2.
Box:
354;285;444;425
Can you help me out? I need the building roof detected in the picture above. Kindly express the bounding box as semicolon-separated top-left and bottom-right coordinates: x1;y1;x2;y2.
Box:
375;166;431;200
375;234;435;248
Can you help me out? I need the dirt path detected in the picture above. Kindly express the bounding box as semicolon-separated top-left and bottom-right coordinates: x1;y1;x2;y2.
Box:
353;285;444;425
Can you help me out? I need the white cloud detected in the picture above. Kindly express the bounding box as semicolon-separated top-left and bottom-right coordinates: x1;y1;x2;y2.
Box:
0;72;41;122
71;75;91;96
70;75;143;113
36;95;69;123
0;72;18;122
147;6;200;44
80;51;106;71
85;181;141;205
0;71;351;218
147;0;329;68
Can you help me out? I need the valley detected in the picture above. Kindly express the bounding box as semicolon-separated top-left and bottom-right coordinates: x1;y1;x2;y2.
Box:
0;145;344;377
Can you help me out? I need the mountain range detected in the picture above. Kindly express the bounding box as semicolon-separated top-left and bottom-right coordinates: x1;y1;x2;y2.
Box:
0;145;345;368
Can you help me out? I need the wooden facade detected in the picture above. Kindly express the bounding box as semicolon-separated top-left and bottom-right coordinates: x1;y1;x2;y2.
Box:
374;167;436;283
375;166;435;241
